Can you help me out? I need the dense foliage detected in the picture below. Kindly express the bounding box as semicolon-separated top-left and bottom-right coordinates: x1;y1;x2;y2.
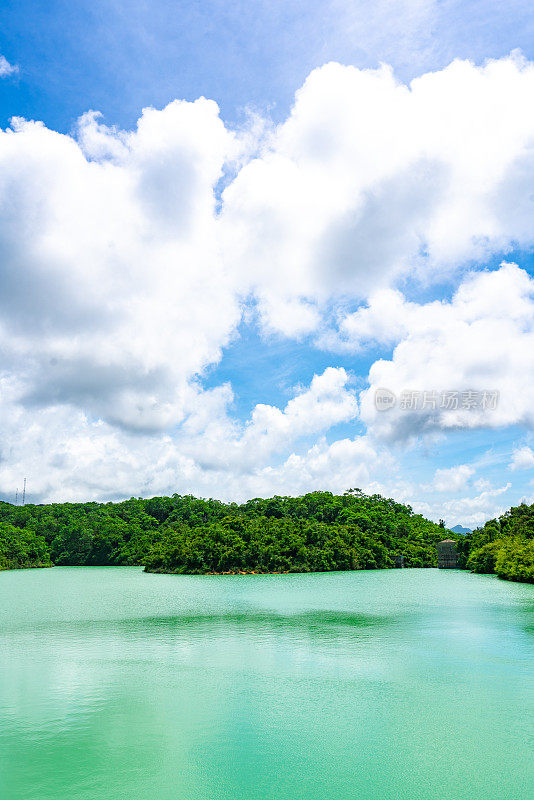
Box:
460;502;534;583
0;490;452;574
0;522;51;570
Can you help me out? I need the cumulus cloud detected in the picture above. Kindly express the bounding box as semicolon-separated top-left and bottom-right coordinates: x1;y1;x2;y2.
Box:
509;445;534;471
439;483;512;528
173;366;359;472
360;263;534;440
3;54;534;503
223;52;534;332
0;56;18;77
0;368;369;503
0;101;241;433
237;367;358;456
432;464;474;492
415;482;512;528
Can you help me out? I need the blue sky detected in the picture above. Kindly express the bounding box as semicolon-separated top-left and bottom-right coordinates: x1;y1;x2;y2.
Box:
2;1;534;526
2;0;534;132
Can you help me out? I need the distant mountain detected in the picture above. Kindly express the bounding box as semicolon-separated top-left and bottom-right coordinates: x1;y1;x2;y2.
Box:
450;524;472;535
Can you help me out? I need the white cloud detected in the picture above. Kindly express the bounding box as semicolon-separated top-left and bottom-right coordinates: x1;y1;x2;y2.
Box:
3;55;534;504
432;464;474;492
509;445;534;471
241;367;358;453
175;366;359;471
0;369;368;503
415;482;511;528
0;101;241;433
247;435;386;499
473;477;492;492
360;263;534;440
223;53;534;333
319;287;413;352
0;56;18;78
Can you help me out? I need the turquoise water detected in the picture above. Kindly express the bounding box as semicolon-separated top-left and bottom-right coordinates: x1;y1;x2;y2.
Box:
0;567;532;800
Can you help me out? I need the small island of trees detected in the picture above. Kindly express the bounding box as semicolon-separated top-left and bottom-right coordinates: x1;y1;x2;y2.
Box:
0;489;532;582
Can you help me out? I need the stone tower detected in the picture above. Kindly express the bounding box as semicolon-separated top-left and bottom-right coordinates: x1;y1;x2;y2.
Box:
437;539;457;568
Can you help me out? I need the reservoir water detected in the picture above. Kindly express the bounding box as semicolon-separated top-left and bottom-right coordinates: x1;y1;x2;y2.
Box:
0;567;533;800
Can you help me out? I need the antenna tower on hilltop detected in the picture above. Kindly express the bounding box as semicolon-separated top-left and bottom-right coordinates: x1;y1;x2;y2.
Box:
22;478;26;506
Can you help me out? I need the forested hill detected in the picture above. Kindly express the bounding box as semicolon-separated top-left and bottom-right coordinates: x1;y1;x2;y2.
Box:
460;502;534;583
0;490;453;573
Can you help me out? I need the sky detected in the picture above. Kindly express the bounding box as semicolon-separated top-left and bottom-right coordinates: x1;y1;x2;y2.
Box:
2;1;534;526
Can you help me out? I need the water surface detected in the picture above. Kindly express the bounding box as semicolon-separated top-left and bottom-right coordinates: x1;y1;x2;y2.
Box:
0;567;533;799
